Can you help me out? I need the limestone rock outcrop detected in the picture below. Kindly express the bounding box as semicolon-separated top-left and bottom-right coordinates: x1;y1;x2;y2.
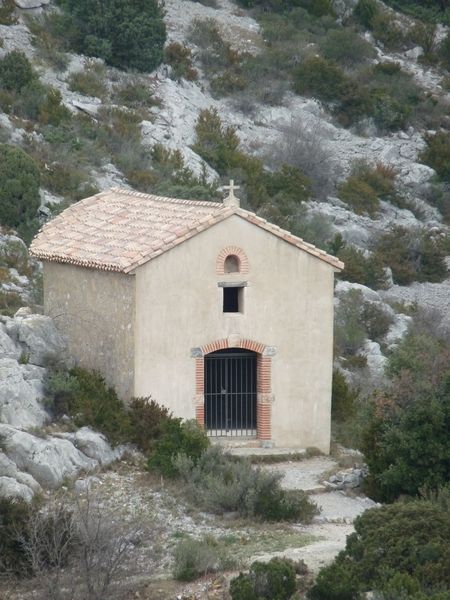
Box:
0;309;123;501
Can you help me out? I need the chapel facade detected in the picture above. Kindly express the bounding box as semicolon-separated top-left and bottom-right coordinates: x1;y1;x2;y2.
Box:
30;186;343;452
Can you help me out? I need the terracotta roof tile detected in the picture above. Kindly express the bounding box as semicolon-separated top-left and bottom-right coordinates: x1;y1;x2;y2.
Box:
30;188;344;272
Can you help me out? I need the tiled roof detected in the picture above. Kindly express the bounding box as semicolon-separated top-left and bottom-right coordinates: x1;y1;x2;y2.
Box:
30;188;344;273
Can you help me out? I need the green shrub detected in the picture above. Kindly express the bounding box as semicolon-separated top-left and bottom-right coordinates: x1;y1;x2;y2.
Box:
361;330;450;501
37;87;71;126
337;245;389;290
0;497;33;575
230;558;296;600
128;397;171;454
67;63;107;98
420;131;450;181
331;369;357;422
174;445;318;522
0;51;35;91
334;289;367;358
147;419;209;477
353;0;379;29
0;0;17;25
292;56;348;103
172;536;227;581
361;301;394;341
319;28;376;67
192;107;241;175
337;175;379;216
57;0;166;72
372;12;406;51
309;500;450;599
46;367;131;445
113;79;160;109
0;144;40;239
374;226;448;285
164;42;198;81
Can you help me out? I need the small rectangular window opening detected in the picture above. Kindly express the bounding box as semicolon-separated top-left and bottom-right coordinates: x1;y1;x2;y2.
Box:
223;286;243;313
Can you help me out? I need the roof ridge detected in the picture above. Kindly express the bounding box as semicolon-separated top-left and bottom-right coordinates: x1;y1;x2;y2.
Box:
235;207;343;269
123;206;235;273
110;187;224;209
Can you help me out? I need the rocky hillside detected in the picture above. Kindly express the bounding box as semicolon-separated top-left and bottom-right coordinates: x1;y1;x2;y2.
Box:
1;0;450;386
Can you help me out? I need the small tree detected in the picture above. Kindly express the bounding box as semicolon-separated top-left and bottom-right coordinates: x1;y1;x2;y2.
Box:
0;144;40;238
58;0;166;72
0;51;35;91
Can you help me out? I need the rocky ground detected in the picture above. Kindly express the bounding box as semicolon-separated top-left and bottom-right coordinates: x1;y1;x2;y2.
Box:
52;453;375;599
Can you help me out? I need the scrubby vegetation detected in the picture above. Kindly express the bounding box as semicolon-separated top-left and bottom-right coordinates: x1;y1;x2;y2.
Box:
309;497;450;600
173;445;318;522
52;0;166;72
192;108;312;223
362;323;450;502
0;144;41;242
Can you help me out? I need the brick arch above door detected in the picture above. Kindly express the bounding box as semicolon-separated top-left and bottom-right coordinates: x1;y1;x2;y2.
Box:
192;337;275;441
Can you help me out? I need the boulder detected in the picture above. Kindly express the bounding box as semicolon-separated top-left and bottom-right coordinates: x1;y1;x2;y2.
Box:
57;427;124;466
0;323;21;360
0;358;48;428
7;313;67;367
14;0;50;8
0;452;41;493
0;424;98;489
0;476;34;502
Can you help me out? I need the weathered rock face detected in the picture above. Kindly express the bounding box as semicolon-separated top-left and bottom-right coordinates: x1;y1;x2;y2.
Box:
0;310;124;501
0;358;48;429
4;311;67;367
14;0;50;9
56;427;124;466
0;423;123;493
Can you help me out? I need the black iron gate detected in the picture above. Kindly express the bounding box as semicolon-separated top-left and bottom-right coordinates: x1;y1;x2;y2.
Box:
204;348;257;436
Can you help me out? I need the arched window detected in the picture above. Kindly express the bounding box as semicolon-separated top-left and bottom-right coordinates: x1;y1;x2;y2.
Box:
224;254;240;273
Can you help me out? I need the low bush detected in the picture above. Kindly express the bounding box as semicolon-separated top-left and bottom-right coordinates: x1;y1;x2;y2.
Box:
292;56;348;103
174;445;318;522
337;244;389;290
56;0;166;72
334;289;367;358
353;0;379;29
361;301;394;341
0;144;40;241
67;62;107;98
147;419;209;477
230;558;297;600
337;175;379;216
0;497;33;575
172;535;232;581
0;0;17;25
371;12;406;51
420;131;450;181
46;367;131;445
164;42;198;81
128;397;172;454
309;500;450;599
0;51;35;92
319;28;376;67
331;369;357;422
113;79;160;110
373;226;448;285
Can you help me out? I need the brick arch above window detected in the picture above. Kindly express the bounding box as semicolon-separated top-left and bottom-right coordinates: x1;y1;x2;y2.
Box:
216;246;249;276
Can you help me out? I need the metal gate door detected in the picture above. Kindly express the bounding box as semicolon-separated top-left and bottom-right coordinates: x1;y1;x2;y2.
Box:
204;349;257;436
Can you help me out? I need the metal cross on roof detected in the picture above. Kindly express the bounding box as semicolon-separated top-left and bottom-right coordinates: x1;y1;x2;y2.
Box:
223;179;240;207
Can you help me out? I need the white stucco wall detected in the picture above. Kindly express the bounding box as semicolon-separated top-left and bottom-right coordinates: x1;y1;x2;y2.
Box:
43;262;135;400
133;214;335;452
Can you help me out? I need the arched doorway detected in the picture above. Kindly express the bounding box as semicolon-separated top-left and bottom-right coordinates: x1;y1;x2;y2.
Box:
204;348;257;436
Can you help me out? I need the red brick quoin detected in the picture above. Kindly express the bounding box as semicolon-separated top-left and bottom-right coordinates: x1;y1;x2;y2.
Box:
194;338;272;441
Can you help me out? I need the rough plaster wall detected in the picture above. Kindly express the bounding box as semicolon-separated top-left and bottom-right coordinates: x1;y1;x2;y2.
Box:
134;214;335;452
43;262;135;400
